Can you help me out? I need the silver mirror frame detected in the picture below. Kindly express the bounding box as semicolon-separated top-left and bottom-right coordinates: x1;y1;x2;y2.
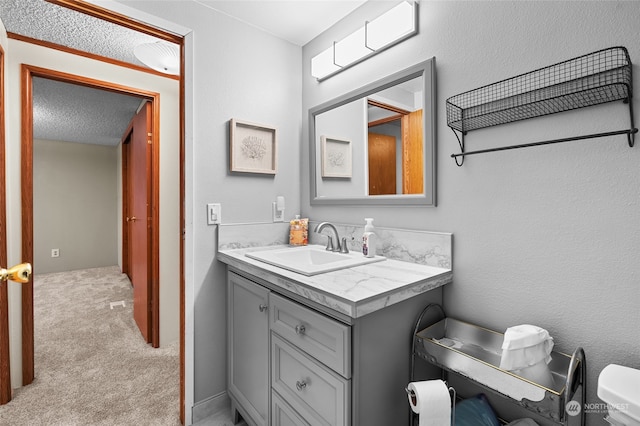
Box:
309;58;436;206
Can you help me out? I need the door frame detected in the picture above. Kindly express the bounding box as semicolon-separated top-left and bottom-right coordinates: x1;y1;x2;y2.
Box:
0;43;10;405
20;64;162;380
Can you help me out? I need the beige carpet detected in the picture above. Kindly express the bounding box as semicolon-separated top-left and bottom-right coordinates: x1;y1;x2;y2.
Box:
0;266;180;425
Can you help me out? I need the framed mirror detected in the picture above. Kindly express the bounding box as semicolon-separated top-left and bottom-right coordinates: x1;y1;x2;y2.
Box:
310;58;436;206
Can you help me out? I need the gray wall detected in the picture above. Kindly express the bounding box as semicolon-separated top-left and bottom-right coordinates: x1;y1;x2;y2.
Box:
302;2;640;424
34;139;118;274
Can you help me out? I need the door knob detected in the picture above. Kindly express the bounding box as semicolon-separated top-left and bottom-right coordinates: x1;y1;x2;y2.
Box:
127;216;138;222
0;263;32;283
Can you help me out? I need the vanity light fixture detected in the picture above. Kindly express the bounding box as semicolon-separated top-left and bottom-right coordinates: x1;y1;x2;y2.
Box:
311;0;418;81
134;41;180;75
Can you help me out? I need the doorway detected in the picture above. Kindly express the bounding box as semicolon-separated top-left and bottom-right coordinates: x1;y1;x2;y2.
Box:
21;65;162;385
368;100;424;195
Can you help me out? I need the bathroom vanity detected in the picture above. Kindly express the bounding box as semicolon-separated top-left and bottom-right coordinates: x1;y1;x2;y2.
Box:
218;244;452;426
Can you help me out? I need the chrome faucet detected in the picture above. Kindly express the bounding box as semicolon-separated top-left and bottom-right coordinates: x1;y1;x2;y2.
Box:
314;222;349;253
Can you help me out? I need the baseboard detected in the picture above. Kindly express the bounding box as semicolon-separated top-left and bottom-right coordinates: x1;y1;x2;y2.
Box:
192;391;230;424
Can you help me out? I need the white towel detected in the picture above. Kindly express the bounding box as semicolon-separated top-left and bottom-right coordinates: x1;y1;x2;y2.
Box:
500;324;554;370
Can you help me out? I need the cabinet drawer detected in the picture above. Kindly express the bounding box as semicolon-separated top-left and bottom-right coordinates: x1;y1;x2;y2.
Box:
272;391;310;426
272;333;350;426
270;293;351;378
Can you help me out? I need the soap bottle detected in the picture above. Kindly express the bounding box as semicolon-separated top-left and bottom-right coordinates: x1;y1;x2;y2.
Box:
362;218;376;258
289;215;304;246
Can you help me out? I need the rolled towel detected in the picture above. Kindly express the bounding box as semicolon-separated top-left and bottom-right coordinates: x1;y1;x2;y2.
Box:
499;325;555;388
500;324;554;371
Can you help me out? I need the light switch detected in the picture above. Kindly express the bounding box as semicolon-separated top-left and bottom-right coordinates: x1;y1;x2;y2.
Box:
207;203;221;225
273;196;285;222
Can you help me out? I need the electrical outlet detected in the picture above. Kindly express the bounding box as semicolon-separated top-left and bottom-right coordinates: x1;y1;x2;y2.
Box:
207;203;221;225
51;249;60;258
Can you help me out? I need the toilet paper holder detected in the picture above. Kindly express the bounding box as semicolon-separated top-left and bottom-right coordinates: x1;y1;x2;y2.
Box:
406;383;456;426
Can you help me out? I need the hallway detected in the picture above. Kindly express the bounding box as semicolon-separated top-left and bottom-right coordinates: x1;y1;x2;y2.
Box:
0;266;179;425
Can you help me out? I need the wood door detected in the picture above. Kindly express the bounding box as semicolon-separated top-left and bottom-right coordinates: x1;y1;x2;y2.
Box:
368;132;397;195
402;109;423;194
127;102;152;343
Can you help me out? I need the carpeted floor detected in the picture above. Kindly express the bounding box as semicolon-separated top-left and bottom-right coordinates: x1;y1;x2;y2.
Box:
0;266;180;425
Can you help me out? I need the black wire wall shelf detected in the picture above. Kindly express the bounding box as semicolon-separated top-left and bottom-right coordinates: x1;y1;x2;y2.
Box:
447;46;637;166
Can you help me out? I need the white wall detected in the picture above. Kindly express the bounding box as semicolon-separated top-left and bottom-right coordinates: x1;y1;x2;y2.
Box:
5;38;181;387
303;2;640;423
33;139;118;273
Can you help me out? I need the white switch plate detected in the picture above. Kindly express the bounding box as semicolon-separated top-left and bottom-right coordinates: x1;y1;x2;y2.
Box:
207;203;221;225
272;202;284;222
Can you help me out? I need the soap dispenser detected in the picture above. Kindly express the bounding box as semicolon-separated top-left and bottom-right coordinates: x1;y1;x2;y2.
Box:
362;218;376;258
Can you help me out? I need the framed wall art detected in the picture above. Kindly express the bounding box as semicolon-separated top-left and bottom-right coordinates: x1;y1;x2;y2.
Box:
321;135;352;178
229;118;277;174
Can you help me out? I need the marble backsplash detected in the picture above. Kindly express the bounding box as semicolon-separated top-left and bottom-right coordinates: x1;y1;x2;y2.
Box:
218;221;452;269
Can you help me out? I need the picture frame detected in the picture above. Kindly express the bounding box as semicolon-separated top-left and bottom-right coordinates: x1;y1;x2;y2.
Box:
321;136;352;178
229;118;277;174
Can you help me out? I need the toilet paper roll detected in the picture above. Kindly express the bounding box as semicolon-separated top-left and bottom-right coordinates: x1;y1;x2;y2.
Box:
407;380;451;426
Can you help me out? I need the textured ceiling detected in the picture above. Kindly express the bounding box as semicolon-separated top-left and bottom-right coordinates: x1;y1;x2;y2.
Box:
33;77;144;146
0;0;172;146
0;0;168;67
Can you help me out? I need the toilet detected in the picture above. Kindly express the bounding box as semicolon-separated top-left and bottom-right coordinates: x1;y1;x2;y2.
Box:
597;364;640;425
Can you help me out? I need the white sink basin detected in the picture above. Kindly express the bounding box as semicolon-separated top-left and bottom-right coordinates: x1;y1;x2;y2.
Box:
245;245;385;276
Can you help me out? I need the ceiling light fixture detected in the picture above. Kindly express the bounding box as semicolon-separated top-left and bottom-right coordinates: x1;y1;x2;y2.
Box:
311;1;418;81
134;41;180;75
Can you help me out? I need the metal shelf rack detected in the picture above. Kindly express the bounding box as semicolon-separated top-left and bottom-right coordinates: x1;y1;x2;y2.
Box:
409;304;586;426
447;46;637;166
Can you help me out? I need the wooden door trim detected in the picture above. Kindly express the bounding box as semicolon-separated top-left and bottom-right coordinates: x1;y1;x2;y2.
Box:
0;44;11;405
47;0;183;44
20;64;34;387
20;65;162;386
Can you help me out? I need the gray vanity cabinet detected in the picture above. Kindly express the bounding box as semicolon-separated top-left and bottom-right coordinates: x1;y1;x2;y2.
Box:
228;268;442;426
270;293;351;426
228;272;270;426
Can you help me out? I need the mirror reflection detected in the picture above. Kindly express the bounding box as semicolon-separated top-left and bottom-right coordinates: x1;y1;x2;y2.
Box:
367;80;423;195
310;58;435;206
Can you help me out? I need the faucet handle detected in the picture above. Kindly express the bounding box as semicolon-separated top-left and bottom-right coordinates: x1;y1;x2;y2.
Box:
340;237;349;254
324;236;334;252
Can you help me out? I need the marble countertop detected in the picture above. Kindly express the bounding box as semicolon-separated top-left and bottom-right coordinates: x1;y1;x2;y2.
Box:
218;245;452;319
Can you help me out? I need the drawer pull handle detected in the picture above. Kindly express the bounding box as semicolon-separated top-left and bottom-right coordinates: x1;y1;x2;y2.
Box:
295;324;306;335
258;304;268;312
296;380;307;391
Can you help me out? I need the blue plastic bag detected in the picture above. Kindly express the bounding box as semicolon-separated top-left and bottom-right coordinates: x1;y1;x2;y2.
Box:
454;394;501;426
